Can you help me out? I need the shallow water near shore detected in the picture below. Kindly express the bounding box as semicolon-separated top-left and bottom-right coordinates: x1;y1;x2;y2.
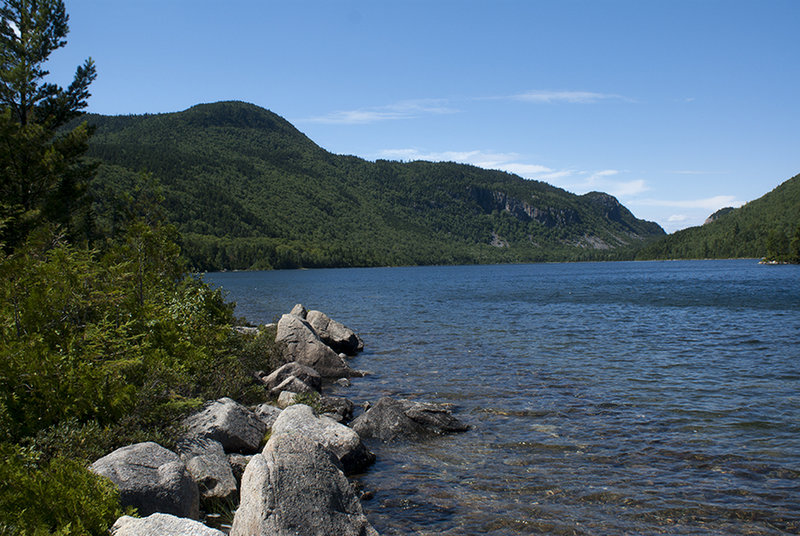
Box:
207;260;800;535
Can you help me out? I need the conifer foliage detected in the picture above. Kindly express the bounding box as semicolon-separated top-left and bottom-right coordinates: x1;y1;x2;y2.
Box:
0;0;97;249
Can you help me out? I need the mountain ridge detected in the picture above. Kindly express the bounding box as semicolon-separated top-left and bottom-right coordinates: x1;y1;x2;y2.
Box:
81;101;665;269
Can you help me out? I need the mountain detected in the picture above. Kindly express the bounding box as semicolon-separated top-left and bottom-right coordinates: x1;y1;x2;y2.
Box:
81;101;665;270
636;173;800;260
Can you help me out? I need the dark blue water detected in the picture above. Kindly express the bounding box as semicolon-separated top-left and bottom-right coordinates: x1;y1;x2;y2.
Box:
207;260;800;535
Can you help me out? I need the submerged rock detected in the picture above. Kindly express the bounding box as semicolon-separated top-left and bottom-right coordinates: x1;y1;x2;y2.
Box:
230;433;379;536
91;442;199;519
351;397;470;441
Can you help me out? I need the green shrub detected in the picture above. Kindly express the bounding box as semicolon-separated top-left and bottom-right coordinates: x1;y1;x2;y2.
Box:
292;391;323;413
0;444;126;536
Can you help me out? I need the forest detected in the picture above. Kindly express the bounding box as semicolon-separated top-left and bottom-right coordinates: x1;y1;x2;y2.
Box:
82;102;800;269
80;101;666;271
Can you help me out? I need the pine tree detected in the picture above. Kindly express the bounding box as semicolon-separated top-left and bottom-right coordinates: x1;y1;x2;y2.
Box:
0;0;97;249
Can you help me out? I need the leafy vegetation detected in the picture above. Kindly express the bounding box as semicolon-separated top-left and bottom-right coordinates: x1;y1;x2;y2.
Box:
636;173;800;261
0;3;281;534
0;182;283;534
78;101;665;270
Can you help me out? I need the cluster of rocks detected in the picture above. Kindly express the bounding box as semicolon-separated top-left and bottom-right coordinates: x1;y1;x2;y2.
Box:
90;305;469;536
273;304;365;379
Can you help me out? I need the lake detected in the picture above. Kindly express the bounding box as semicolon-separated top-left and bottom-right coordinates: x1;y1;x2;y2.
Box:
206;259;800;535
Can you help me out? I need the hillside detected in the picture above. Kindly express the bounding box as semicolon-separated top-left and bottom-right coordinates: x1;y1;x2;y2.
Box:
82;101;665;270
636;173;800;260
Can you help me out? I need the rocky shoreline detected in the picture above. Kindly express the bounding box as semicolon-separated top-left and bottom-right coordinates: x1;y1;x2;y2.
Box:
90;304;469;535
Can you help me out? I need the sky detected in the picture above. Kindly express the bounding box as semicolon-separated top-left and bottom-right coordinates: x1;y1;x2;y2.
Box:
45;0;799;232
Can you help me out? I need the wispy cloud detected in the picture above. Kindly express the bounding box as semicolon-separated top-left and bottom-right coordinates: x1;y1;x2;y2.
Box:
303;87;631;124
633;195;743;211
562;169;649;198
375;148;548;174
511;90;631;104
669;170;728;175
374;148;648;199
302;99;457;124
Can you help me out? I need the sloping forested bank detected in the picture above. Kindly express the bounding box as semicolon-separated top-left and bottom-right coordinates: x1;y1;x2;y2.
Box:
636;173;800;261
81;101;666;270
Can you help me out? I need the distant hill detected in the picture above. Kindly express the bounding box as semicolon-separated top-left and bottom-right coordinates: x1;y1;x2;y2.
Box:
81;101;665;270
636;173;800;260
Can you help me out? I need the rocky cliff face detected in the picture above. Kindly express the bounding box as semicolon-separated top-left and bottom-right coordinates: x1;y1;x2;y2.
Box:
469;187;581;227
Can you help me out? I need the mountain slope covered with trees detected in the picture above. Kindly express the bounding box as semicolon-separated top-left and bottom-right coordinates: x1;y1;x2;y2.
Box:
82;101;665;270
636;173;800;261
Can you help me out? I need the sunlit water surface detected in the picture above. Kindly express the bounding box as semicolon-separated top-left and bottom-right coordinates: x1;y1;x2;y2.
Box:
206;260;800;535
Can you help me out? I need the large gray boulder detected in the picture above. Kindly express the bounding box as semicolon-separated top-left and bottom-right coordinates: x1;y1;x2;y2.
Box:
271;404;374;474
111;513;224;536
351;397;470;441
183;398;268;454
275;314;360;378
230;433;379;536
259;361;322;396
91;442;199;519
306;310;364;355
176;437;238;505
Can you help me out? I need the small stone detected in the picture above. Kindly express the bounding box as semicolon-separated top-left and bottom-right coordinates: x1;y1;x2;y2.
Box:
276;391;297;408
289;303;307;318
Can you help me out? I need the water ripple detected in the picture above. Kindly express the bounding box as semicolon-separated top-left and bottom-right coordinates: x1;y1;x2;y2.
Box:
208;260;800;535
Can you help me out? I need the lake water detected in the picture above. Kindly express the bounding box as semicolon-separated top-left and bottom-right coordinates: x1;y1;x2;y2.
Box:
206;260;800;535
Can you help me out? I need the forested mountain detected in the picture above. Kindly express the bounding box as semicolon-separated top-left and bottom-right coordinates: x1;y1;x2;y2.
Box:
82;101;665;270
636;173;800;261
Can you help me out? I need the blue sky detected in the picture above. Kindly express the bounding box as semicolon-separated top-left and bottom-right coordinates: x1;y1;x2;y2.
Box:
48;1;799;232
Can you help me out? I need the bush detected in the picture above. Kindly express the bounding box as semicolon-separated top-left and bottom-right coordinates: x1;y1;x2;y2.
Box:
0;444;125;536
